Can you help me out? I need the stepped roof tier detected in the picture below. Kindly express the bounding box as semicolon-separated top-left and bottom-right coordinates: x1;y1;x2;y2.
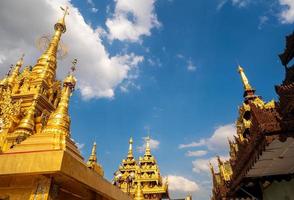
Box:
210;33;294;200
114;136;169;200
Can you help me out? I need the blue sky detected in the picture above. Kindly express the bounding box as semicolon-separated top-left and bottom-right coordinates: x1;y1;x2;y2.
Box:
69;0;293;198
0;0;293;199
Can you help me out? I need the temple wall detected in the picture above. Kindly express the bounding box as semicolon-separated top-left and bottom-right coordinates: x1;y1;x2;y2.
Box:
263;179;294;200
0;175;51;200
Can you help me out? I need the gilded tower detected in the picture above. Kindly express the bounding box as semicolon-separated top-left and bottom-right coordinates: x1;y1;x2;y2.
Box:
114;136;169;200
0;7;130;200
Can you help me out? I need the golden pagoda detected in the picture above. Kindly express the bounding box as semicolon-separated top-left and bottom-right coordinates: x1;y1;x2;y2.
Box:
0;7;130;200
114;136;169;200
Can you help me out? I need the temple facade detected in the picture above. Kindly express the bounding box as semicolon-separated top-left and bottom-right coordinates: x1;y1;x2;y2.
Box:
114;137;169;200
0;7;130;200
210;32;294;200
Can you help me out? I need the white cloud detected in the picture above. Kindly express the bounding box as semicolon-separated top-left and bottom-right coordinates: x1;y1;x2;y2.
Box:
192;156;229;174
168;175;199;192
176;54;184;59
206;124;236;152
279;0;294;24
87;0;95;7
0;55;6;64
192;158;212;173
0;0;144;100
187;59;196;72
176;54;197;72
217;0;228;10
179;139;206;149
186;150;207;157
137;137;160;152
217;0;250;10
106;0;160;42
180;124;235;175
91;7;98;13
258;15;269;29
76;142;85;150
178;124;236;153
231;0;250;7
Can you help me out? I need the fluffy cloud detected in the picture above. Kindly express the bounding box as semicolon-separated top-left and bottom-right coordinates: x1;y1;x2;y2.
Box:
0;0;144;99
179;124;235;175
106;0;160;42
187;59;196;72
168;175;199;192
206;124;236;152
76;142;85;150
179;124;236;153
192;156;229;174
179;139;206;149
279;0;294;24
217;0;250;10
137;137;160;152
176;54;197;72
186;150;207;157
231;0;250;7
192;158;212;173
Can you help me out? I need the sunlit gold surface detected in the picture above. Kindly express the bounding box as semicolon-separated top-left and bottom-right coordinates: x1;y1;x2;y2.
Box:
0;7;130;200
114;137;169;199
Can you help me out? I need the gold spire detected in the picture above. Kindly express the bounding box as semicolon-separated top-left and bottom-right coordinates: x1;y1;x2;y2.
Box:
88;142;97;165
16;53;25;66
87;141;104;176
56;6;69;33
144;136;151;156
0;65;13;88
238;66;252;91
134;180;144;200
8;54;24;86
0;76;8;88
14;100;37;135
127;137;133;158
31;6;69;84
42;59;77;136
209;162;215;175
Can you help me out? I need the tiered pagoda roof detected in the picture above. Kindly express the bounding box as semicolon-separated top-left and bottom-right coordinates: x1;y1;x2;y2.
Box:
114;136;169;200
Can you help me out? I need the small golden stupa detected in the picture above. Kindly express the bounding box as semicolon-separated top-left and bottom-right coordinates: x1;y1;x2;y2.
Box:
0;6;130;200
114;136;169;199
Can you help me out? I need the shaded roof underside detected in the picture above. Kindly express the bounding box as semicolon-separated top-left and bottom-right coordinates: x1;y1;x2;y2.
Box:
246;137;294;177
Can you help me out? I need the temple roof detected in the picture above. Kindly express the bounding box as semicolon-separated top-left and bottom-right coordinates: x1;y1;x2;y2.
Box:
114;136;169;199
211;61;294;199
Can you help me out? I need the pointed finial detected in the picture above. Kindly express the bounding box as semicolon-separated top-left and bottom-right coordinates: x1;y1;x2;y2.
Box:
6;64;13;76
60;6;69;21
55;6;69;33
70;58;77;74
227;137;232;145
145;136;151;156
88;141;97;163
87;141;104;176
42;71;74;137
92;142;97;157
64;59;77;90
217;155;222;164
16;53;25;66
238;65;252;91
127;137;133;158
209;162;214;174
